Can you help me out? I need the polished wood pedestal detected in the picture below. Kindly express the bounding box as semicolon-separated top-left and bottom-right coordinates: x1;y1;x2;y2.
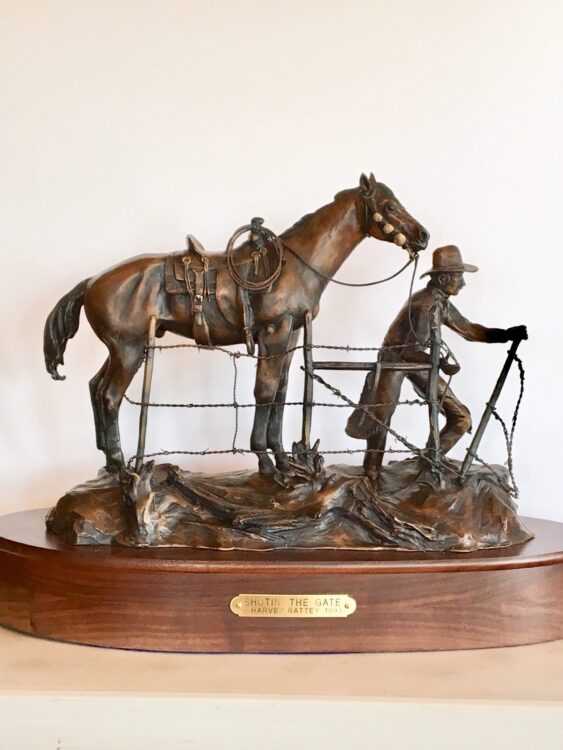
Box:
1;509;563;653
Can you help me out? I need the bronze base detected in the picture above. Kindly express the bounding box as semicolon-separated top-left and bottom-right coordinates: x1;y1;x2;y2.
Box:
46;460;532;552
1;510;563;653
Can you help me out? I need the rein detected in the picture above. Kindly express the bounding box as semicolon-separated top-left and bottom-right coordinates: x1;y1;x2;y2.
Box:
281;239;416;287
280;192;418;287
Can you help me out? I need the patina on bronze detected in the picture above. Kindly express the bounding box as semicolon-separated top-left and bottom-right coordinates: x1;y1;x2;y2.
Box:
43;174;532;554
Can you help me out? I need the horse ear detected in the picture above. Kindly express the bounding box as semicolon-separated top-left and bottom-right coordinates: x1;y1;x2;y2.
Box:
369;173;377;188
359;173;370;195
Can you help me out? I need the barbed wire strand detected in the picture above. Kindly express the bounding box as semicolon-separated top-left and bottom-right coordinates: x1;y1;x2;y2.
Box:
489;352;525;497
124;395;428;409
128;446;413;467
146;341;416;358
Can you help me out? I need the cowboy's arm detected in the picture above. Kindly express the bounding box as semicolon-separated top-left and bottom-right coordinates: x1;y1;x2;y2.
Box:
445;304;527;343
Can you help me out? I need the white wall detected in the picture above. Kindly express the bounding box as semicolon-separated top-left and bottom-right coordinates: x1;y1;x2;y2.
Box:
1;0;562;520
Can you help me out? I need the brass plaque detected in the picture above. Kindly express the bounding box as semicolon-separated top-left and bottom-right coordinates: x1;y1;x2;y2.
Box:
230;594;356;618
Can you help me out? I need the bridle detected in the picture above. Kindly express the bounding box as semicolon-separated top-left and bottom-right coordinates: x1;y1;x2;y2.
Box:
359;186;419;261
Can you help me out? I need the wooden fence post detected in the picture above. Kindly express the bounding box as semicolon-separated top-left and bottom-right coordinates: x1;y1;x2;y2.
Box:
427;306;443;484
135;315;157;473
301;311;313;448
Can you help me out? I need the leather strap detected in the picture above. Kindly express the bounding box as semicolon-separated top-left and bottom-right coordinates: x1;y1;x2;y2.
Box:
191;269;211;345
239;286;255;355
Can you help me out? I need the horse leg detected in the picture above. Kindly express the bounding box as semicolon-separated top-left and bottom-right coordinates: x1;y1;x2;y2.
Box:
89;359;109;452
251;316;294;476
266;329;300;470
98;342;145;471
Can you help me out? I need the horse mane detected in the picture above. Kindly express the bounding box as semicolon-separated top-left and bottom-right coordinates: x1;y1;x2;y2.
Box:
281;187;358;239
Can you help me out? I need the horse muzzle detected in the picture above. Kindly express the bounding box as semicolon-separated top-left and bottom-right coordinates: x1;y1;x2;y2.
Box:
412;227;430;251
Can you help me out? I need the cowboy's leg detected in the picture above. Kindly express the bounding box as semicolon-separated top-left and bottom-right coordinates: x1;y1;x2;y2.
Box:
363;371;403;477
410;373;471;455
436;381;472;454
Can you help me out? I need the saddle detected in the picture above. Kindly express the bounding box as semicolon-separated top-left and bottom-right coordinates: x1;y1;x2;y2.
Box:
164;234;258;351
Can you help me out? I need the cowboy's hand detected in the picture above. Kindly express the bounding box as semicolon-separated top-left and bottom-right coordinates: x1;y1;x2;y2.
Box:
506;325;528;341
440;359;460;376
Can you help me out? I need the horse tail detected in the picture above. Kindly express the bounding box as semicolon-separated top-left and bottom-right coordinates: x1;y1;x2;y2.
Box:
43;278;90;380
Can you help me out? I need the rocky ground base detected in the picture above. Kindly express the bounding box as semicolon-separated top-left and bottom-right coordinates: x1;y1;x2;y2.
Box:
46;458;533;552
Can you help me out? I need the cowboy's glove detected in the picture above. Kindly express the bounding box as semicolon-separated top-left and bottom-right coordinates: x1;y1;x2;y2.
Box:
506;325;528;341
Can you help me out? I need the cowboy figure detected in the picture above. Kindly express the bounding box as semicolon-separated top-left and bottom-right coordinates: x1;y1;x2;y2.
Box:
346;245;527;481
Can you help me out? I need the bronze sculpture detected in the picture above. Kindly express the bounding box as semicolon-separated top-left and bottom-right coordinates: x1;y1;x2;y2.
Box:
42;174;532;554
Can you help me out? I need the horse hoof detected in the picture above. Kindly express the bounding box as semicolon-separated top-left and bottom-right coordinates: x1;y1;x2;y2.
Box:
258;456;276;476
272;469;294;488
275;455;292;473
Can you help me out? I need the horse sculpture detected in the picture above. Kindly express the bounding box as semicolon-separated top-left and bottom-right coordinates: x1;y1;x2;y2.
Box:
44;173;429;476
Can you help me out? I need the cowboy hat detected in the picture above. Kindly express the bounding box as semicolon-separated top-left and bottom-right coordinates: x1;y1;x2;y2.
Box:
420;245;478;277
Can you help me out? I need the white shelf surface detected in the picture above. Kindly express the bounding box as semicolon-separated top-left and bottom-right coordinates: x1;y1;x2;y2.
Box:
1;627;563;749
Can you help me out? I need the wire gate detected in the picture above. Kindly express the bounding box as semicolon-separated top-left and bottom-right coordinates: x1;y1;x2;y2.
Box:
125;319;524;497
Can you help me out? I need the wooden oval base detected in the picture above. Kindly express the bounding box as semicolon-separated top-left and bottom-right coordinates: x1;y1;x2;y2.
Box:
1;509;563;653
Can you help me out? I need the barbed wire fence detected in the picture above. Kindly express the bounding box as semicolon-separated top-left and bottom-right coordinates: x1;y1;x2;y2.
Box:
125;342;418;459
124;334;524;496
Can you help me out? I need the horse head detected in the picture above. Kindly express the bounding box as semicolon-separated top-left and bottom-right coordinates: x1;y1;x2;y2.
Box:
359;173;429;257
